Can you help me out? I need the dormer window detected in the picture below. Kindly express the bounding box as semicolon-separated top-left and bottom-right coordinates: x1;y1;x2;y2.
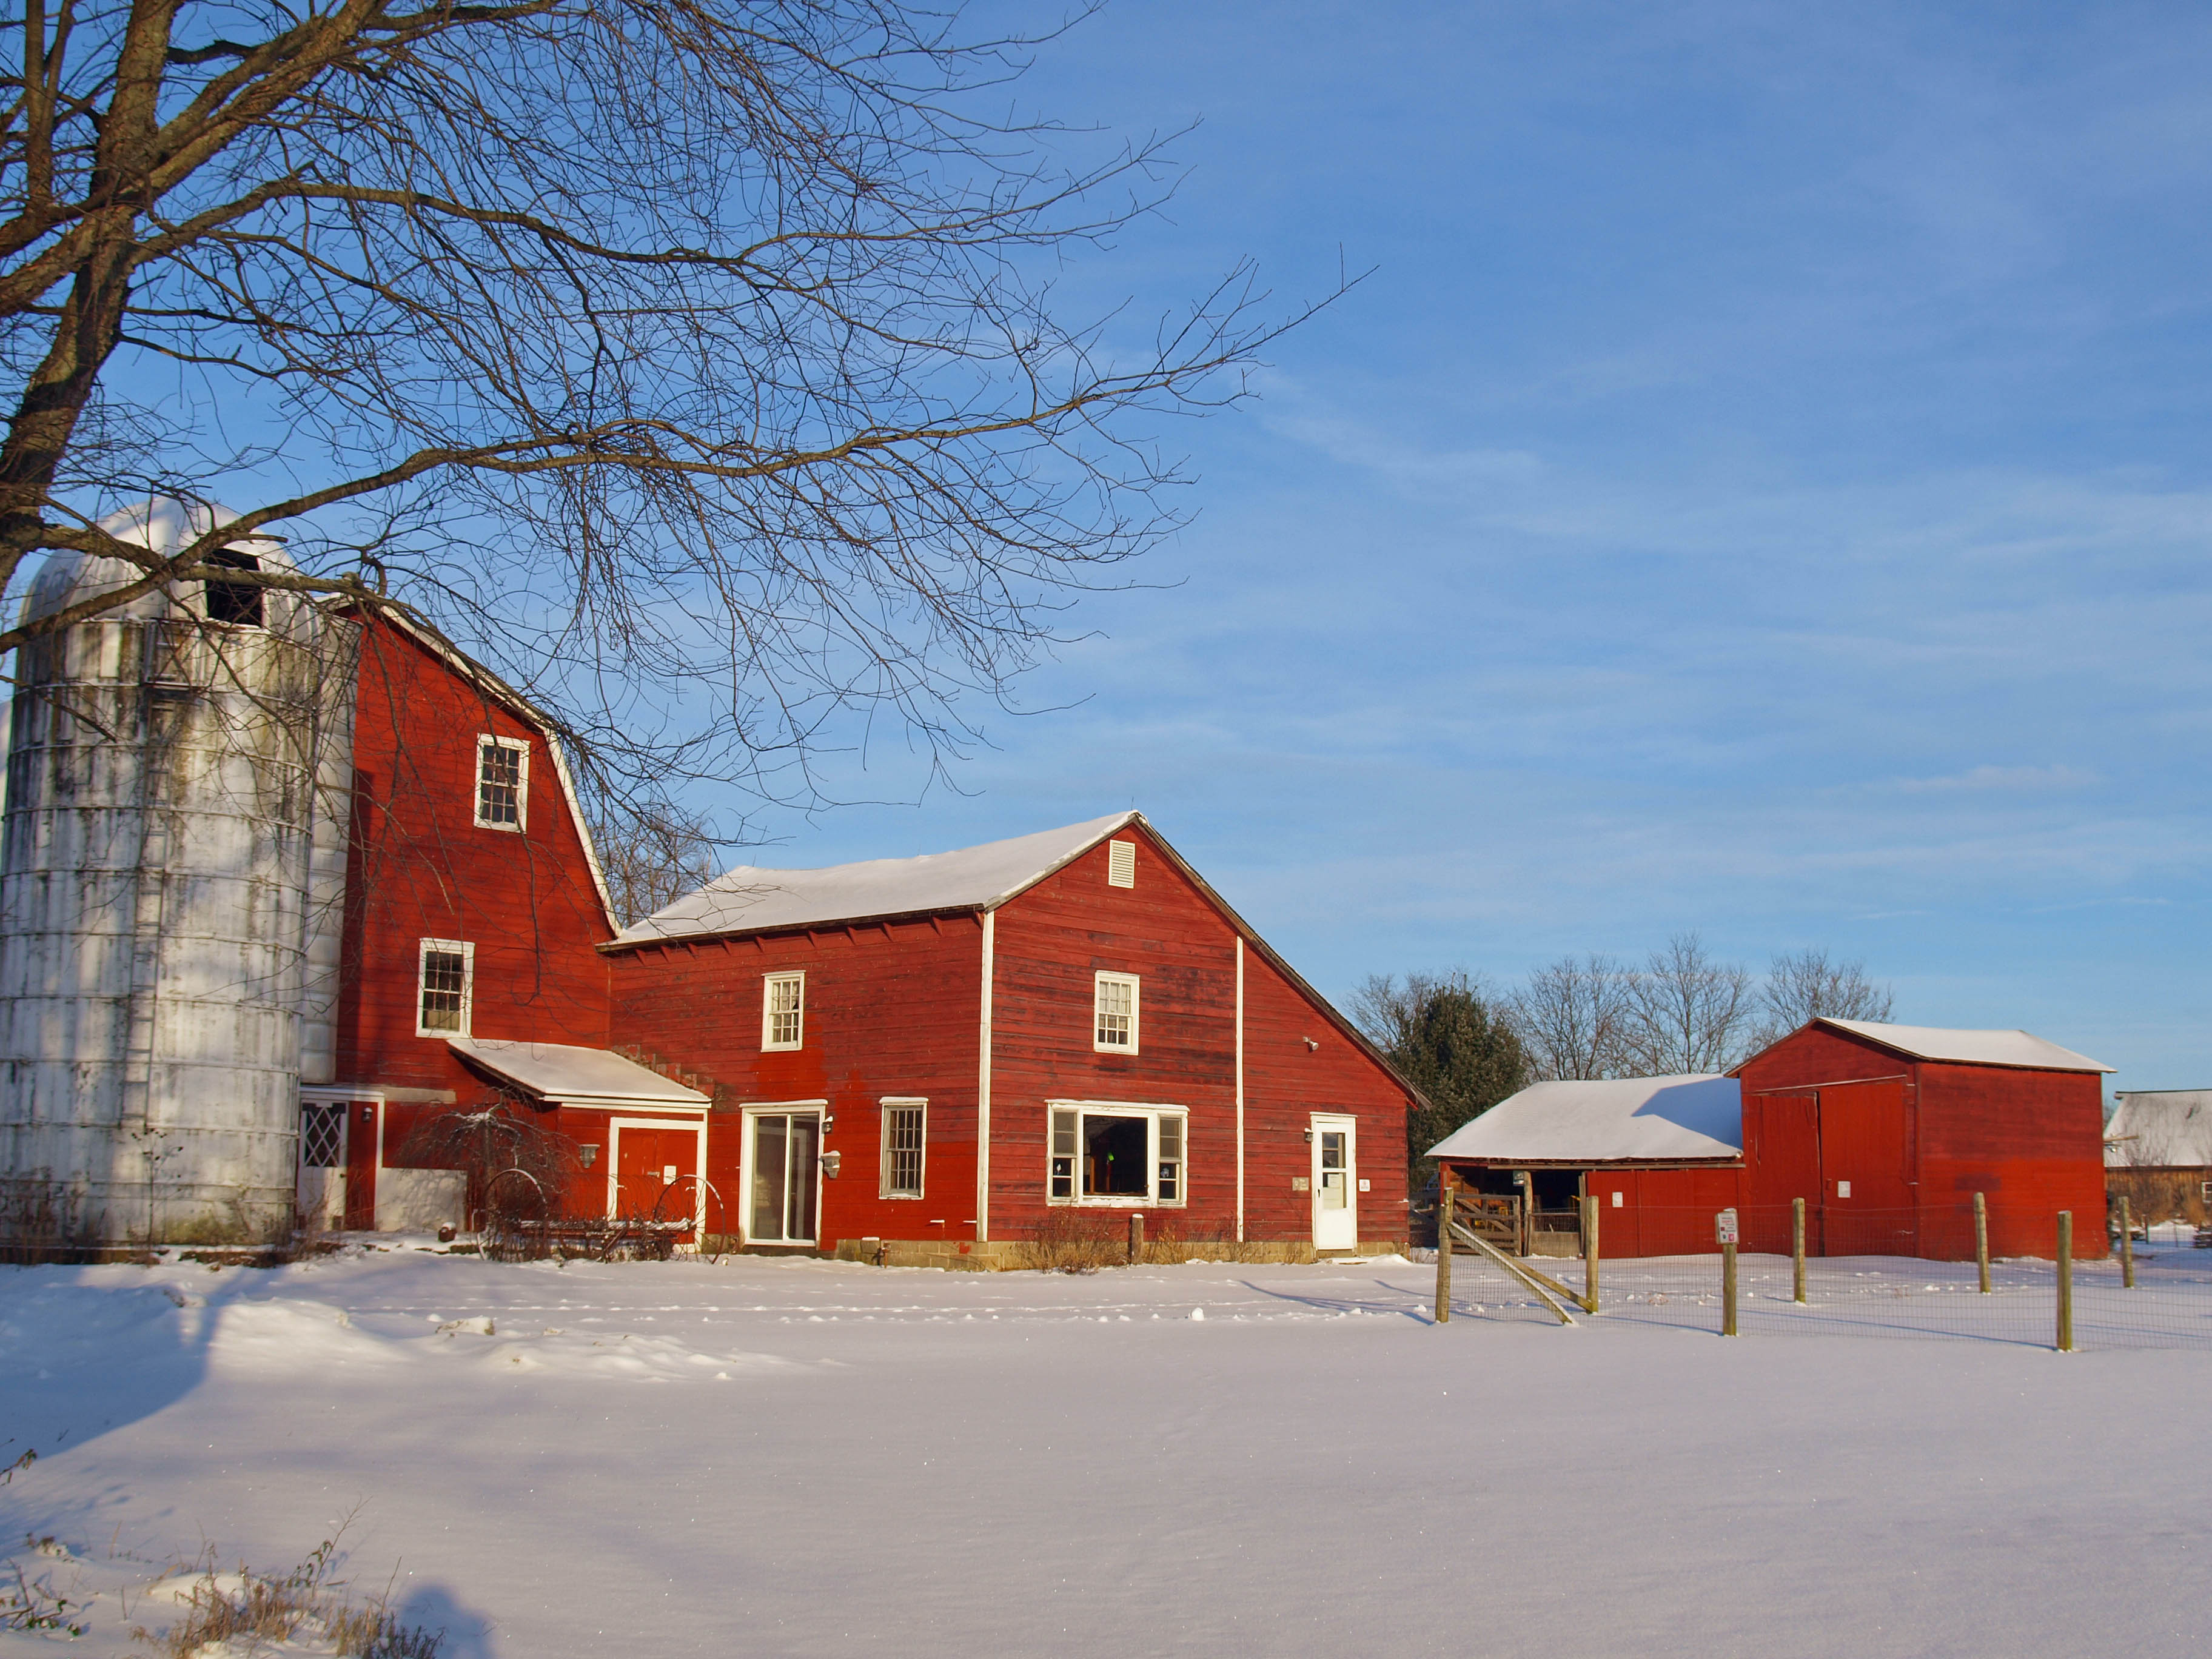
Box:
475;736;529;831
202;549;264;627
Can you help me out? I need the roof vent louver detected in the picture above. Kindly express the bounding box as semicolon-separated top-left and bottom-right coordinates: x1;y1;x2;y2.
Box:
1107;838;1136;888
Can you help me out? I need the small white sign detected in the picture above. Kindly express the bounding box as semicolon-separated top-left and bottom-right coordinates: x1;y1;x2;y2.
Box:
1357;1178;1370;1193
1292;1176;1310;1192
1836;1179;1852;1199
1715;1208;1740;1245
1611;1191;1624;1208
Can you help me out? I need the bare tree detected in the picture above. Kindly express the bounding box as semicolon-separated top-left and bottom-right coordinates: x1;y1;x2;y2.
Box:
1623;933;1754;1075
588;803;723;927
1751;948;1894;1051
1509;953;1635;1081
0;0;1341;813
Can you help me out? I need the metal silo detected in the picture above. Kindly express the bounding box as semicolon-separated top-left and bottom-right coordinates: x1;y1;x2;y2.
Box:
0;500;357;1250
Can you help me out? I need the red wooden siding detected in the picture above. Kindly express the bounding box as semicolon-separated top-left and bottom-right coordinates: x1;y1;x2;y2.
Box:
334;620;614;1101
1915;1059;2106;1259
608;914;986;1244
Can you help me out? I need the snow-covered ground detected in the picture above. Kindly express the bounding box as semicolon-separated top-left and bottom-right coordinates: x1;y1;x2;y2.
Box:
2;1244;2206;1656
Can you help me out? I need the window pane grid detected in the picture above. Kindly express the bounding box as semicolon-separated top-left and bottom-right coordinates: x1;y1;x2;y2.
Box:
300;1104;344;1168
764;974;804;1047
1094;976;1134;1048
420;949;466;1032
477;741;522;827
883;1105;925;1197
1047;1107;1184;1206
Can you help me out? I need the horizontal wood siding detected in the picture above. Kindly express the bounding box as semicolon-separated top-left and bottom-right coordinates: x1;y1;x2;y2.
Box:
608;915;984;1245
987;828;1240;1241
335;621;613;1099
1917;1060;2108;1259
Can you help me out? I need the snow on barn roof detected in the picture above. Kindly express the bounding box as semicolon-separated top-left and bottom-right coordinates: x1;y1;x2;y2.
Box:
449;1037;709;1108
1812;1019;2113;1073
1426;1074;1743;1166
2106;1091;2212;1168
614;811;1139;943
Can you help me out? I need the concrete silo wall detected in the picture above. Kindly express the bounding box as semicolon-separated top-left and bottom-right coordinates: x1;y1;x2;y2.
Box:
0;601;358;1248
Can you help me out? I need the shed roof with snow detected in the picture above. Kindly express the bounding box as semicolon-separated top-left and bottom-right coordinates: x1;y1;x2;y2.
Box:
449;1037;709;1110
2106;1091;2212;1168
1808;1019;2112;1073
1427;1074;1743;1168
614;812;1136;944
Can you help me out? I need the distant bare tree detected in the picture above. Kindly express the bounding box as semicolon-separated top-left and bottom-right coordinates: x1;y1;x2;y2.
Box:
1751;948;1894;1052
1509;954;1635;1081
589;806;723;928
1623;933;1754;1075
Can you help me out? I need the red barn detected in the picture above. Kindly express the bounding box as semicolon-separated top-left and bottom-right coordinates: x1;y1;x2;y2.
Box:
1429;1019;2113;1262
605;814;1416;1263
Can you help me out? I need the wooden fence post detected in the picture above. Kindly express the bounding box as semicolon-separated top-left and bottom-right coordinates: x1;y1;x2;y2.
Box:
1792;1196;1806;1304
1129;1213;1144;1265
2055;1210;2074;1353
2119;1195;2135;1289
1974;1191;1990;1295
1583;1194;1601;1314
1435;1195;1452;1325
1721;1238;1738;1337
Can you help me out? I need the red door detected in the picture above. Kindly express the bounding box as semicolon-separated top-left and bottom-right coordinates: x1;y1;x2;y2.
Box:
1817;1079;1916;1256
342;1102;379;1232
1746;1091;1821;1254
614;1127;699;1236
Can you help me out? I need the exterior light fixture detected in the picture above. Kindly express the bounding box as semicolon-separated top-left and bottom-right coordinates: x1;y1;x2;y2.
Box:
578;1143;599;1168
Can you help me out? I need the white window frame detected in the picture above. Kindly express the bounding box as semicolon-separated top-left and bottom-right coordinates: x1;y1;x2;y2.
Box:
762;971;805;1051
880;1098;927;1199
474;734;530;832
1107;838;1136;888
415;938;474;1037
1093;970;1140;1054
1045;1100;1188;1208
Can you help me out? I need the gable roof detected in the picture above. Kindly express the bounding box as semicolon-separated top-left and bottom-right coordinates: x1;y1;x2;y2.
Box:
612;811;1136;944
449;1037;709;1109
2106;1091;2212;1168
1427;1075;1742;1166
1806;1019;2113;1074
603;810;1423;1108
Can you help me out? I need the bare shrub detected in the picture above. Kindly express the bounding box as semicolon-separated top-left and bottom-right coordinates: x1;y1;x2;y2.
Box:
397;1096;582;1252
1142;1222;1268;1265
133;1535;440;1657
1016;1209;1124;1274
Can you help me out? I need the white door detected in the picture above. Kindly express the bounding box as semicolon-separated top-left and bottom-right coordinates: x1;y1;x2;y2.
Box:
1311;1114;1357;1252
743;1109;822;1245
297;1101;347;1227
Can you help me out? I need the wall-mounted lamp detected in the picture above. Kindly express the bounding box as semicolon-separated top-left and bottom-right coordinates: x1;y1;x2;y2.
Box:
578;1144;600;1168
822;1113;834;1134
821;1150;842;1179
1303;1037;1319;1051
1303;1128;1315;1143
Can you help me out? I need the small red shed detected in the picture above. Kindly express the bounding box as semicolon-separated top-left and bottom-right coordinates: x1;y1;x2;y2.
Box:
1429;1019;2113;1262
1738;1019;2113;1261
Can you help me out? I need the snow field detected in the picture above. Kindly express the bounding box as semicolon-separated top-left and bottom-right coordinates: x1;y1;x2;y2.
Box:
2;1248;2206;1657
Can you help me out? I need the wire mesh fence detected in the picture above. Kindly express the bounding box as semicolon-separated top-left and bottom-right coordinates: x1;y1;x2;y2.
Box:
1436;1202;2212;1352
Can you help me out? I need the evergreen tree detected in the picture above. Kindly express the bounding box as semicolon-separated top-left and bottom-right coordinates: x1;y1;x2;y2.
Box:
1353;973;1530;1191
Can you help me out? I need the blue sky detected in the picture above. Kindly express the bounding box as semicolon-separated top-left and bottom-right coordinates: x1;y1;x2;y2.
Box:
745;1;2212;1088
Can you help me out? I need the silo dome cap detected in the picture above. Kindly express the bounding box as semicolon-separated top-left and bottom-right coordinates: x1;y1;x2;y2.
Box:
18;498;293;628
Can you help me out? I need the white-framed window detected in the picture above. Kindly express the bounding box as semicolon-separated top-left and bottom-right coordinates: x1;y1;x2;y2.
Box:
474;735;529;831
762;971;805;1050
1107;838;1136;888
417;939;474;1036
1093;971;1139;1054
880;1098;926;1198
1047;1102;1187;1207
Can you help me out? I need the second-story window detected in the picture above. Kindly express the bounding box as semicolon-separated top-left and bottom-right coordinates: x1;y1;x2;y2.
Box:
418;939;474;1036
475;736;529;831
1094;971;1139;1054
763;971;805;1050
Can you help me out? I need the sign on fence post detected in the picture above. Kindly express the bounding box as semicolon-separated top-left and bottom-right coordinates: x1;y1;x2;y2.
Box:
1717;1209;1739;1337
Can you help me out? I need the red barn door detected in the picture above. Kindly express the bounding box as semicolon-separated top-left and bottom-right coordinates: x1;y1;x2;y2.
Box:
614;1125;699;1235
1746;1091;1821;1254
1817;1079;1916;1256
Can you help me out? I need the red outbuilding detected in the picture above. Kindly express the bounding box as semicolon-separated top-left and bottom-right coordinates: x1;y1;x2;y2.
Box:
1430;1018;2114;1262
